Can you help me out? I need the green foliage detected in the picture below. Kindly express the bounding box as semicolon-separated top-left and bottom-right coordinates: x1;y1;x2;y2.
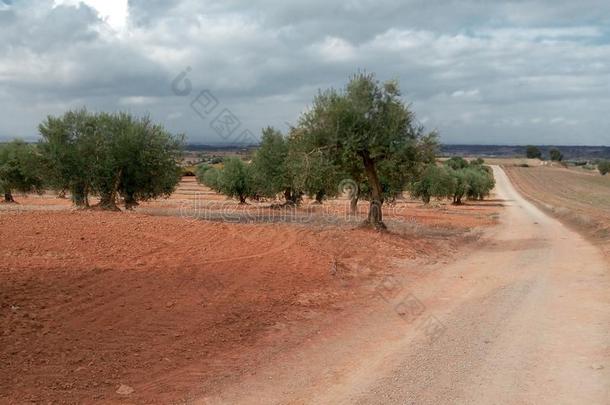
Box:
549;148;564;162
39;109;184;209
526;145;542;159
0;140;44;202
38;109;98;206
295;72;438;226
249;127;307;203
444;156;469;170
110;113;184;208
598;160;610;175
411;159;495;205
470;157;485;166
409;164;454;204
217;157;253;203
200;166;221;192
181;166;197;176
449;168;469;205
285;128;342;203
464;166;495;200
195;163;212;183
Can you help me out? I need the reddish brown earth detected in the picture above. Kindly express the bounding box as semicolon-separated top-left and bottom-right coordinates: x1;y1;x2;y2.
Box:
0;192;496;404
3;171;608;404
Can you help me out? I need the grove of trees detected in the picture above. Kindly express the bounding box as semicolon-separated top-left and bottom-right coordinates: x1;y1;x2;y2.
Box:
1;74;497;225
409;157;495;205
194;73;499;227
196;73;439;229
0;109;184;208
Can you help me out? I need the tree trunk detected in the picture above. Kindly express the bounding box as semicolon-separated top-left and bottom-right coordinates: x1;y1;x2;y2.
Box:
350;194;358;215
361;153;386;229
283;188;301;205
72;184;87;207
4;191;14;203
314;190;324;204
238;195;247;204
124;193;139;210
98;170;122;211
284;188;292;204
98;192;121;211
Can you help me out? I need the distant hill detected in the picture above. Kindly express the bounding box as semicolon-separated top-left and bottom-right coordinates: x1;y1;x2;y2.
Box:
440;145;610;160
185;143;257;152
186;143;610;161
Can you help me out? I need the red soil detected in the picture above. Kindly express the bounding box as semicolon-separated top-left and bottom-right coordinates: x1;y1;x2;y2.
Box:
0;187;497;403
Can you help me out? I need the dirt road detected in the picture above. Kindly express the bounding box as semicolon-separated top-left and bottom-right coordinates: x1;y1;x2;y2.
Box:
207;166;610;404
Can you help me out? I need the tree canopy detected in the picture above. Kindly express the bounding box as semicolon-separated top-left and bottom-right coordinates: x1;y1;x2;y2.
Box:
525;145;542;159
0;140;44;202
549;148;564;162
295;73;438;228
39;109;184;209
216;157;254;204
410;159;495;205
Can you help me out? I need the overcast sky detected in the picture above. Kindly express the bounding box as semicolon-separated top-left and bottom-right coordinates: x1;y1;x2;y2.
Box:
1;0;609;145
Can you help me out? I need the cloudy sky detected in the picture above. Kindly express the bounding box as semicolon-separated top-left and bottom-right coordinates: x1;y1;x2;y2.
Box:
1;0;609;145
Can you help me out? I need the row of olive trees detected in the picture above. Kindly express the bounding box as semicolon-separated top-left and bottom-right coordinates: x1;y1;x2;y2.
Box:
409;157;495;204
196;73;439;229
0;110;184;209
196;129;347;205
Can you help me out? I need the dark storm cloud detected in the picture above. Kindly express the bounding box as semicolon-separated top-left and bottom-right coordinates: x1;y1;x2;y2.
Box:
1;0;609;145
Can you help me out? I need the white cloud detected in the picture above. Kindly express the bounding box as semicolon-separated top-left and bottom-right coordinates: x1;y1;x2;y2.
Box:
312;36;356;62
54;0;129;31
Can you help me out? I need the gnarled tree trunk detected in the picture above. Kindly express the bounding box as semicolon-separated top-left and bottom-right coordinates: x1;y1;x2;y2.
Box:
72;183;88;207
4;191;14;203
97;170;122;211
361;153;386;229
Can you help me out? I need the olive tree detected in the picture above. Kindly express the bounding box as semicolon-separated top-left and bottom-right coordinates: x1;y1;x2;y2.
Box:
285;128;342;204
0;140;44;202
296;73;437;228
217;157;253;204
250;127;304;204
107;113;184;209
549;148;564;162
444;156;469;170
38;109;98;206
526;145;542;159
39;110;183;210
199;166;222;192
409;164;454;204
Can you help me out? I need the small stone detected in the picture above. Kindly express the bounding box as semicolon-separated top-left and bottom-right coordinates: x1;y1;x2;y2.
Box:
591;364;604;370
116;384;134;395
